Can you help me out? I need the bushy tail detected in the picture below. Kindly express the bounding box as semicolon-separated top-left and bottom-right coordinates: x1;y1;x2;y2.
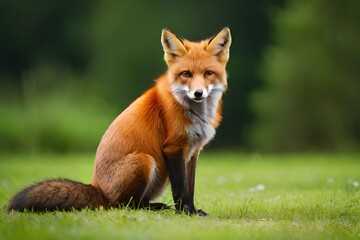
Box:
8;179;108;212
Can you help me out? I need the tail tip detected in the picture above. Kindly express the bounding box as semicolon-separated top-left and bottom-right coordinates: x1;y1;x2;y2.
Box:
8;188;30;212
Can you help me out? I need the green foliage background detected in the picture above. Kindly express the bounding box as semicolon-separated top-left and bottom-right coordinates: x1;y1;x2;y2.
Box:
250;0;360;151
0;0;359;153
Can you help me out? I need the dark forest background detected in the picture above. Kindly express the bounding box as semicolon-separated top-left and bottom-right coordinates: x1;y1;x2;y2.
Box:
0;0;359;153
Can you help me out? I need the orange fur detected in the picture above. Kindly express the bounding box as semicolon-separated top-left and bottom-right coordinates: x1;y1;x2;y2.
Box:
9;28;231;214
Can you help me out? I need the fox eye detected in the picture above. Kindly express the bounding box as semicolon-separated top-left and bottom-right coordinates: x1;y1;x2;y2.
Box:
181;71;192;78
204;70;214;77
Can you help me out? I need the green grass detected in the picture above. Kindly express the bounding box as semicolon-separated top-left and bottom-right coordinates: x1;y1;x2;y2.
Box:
0;153;359;239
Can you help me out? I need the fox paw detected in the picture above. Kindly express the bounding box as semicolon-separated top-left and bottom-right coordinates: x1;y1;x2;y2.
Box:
196;209;208;216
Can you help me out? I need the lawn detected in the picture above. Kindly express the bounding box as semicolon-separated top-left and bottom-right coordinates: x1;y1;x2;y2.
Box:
0;153;359;239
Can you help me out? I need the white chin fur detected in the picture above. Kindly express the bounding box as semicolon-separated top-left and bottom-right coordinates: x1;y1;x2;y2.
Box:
191;98;205;103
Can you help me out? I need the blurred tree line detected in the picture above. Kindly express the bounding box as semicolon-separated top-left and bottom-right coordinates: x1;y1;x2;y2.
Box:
250;0;360;151
0;0;358;153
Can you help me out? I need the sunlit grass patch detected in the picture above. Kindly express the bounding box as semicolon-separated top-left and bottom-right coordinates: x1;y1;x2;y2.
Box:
0;153;359;239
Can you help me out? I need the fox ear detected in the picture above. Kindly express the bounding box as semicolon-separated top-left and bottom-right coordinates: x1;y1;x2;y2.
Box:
161;28;187;65
207;28;232;62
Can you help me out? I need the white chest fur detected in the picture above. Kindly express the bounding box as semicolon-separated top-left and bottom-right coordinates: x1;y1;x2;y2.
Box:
184;89;222;162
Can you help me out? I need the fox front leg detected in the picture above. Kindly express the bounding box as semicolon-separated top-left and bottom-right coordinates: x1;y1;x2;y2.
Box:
163;147;198;215
186;152;207;216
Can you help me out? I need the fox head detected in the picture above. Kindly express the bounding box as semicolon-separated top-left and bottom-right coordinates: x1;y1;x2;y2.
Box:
161;28;231;107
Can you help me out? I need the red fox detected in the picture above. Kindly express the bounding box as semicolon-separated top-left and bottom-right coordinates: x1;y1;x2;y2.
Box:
9;28;231;216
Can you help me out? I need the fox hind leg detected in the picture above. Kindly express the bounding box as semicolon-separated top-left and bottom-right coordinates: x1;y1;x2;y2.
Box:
96;152;160;208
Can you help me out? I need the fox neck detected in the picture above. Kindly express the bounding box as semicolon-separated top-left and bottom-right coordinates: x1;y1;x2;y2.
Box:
186;94;221;125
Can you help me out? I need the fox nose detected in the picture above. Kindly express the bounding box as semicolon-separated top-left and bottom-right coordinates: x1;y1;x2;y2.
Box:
194;90;203;98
